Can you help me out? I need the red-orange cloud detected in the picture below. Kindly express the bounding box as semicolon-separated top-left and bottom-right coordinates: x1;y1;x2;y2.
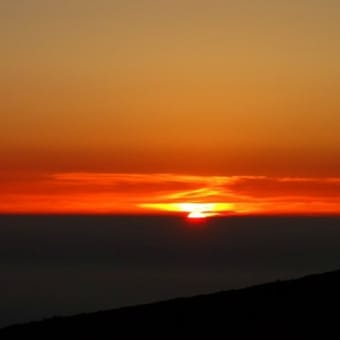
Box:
1;172;340;215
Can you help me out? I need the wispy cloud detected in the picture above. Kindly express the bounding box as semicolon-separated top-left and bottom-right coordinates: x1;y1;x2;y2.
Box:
1;172;340;214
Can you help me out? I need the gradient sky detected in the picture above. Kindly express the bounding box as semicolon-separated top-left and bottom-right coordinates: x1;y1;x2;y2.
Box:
1;1;340;214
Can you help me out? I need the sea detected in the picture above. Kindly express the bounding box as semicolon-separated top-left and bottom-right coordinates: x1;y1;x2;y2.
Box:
1;215;339;327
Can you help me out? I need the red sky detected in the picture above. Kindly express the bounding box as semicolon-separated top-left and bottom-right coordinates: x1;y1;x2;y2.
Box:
1;172;340;216
1;1;340;215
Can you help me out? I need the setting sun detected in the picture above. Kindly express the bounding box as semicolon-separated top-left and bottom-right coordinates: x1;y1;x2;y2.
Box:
187;211;207;219
140;202;235;219
179;203;223;219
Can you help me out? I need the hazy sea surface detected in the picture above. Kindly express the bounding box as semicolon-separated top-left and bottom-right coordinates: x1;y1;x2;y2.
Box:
1;215;340;327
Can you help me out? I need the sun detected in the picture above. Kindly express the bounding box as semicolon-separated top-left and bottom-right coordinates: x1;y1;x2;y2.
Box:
179;203;216;219
187;211;208;219
139;202;234;218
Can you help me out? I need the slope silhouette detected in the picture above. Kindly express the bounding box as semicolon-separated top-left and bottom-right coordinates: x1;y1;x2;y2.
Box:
1;268;340;338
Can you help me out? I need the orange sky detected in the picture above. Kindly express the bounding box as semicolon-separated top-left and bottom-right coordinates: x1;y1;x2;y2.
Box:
1;1;340;215
1;172;340;216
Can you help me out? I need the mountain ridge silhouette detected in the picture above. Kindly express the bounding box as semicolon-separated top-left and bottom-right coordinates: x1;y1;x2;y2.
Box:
2;268;340;338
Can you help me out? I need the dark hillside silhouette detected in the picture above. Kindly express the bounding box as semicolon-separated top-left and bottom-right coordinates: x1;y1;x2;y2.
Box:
1;268;340;338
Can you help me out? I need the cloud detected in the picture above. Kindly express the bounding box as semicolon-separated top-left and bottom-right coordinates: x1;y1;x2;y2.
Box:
0;172;339;214
225;176;340;199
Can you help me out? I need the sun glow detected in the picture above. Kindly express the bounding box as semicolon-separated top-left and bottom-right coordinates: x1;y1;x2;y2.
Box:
140;202;235;218
178;203;217;219
188;211;207;219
